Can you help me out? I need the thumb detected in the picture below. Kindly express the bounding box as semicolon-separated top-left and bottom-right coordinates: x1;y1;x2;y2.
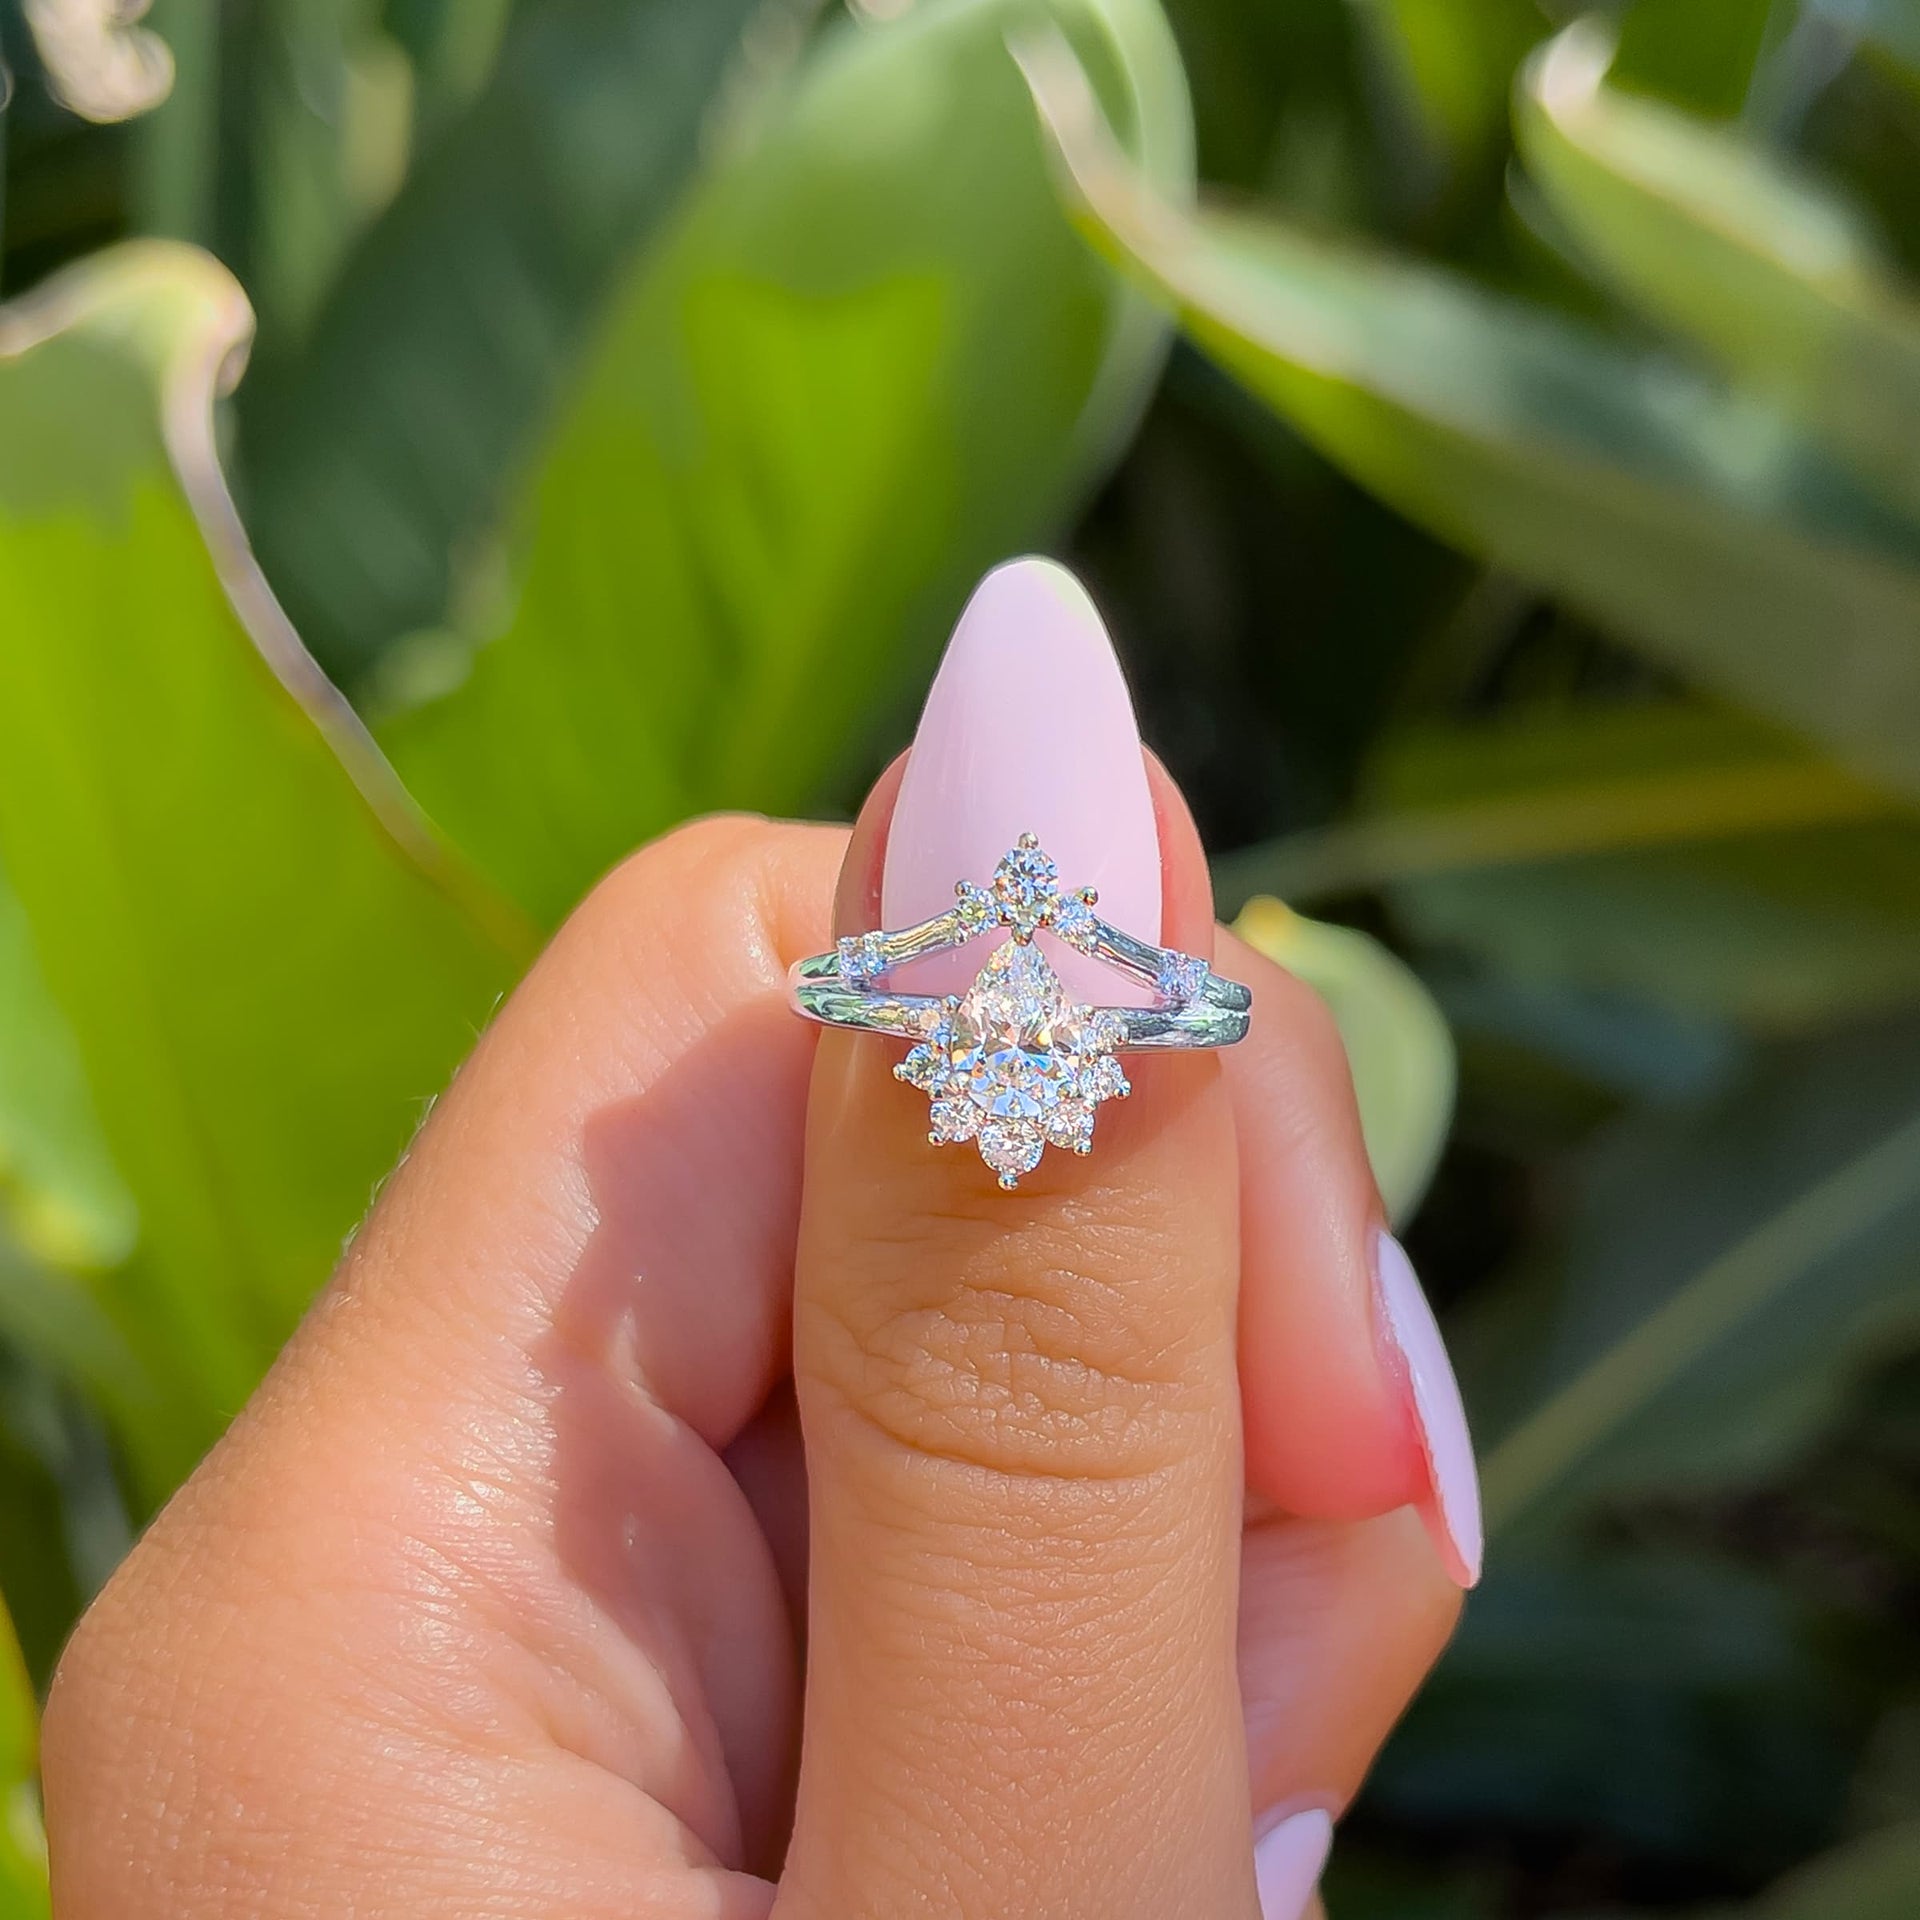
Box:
780;561;1255;1920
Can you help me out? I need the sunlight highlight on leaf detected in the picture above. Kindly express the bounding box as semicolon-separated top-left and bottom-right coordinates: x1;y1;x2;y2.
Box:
1521;18;1920;526
1019;27;1920;802
0;244;529;1498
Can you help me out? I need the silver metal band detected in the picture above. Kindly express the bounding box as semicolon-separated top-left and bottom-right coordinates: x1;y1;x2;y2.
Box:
787;956;1251;1050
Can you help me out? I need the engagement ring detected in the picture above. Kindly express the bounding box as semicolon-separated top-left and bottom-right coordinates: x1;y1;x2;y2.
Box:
789;836;1251;1188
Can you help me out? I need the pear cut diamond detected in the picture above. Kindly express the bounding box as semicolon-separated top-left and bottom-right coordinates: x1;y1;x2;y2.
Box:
896;936;1129;1187
952;944;1080;1122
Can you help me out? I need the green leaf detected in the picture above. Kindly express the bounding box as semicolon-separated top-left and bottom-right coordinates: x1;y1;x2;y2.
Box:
0;1233;148;1477
132;0;222;242
1813;0;1920;96
383;0;514;145
1218;700;1894;905
1519;21;1920;527
0;871;136;1273
236;0;768;679
131;0;416;344
0;1432;83;1705
1374;1550;1852;1866
0;1336;128;1692
1477;1017;1920;1539
1019;33;1920;803
1156;0;1380;221
234;0;412;346
1281;704;1920;1034
1610;0;1779;117
0;1599;46;1919
0;244;528;1499
1735;1821;1920;1920
1234;896;1455;1222
1352;0;1545;169
1321;1850;1497;1920
382;0;1193;928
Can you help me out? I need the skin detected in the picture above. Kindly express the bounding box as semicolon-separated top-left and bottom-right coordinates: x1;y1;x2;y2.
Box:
41;771;1460;1919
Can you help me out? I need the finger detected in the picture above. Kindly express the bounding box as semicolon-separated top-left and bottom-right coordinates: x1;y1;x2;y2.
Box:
1221;920;1482;1586
1159;760;1475;1917
826;765;1470;1920
1238;1504;1461;1918
1139;755;1481;1582
45;818;845;1918
1144;756;1410;1521
1240;1505;1459;1814
1210;892;1409;1518
780;560;1255;1920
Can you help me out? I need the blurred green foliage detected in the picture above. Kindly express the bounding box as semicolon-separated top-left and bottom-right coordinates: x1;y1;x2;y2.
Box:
0;1600;46;1917
1;1;1917;1915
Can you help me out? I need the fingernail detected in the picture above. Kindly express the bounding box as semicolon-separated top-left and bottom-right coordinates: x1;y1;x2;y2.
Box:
1254;1806;1334;1920
882;556;1160;1001
1375;1229;1483;1588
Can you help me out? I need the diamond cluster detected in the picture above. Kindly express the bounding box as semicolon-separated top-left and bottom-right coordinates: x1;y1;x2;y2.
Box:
951;835;1105;953
888;837;1148;1189
897;941;1130;1189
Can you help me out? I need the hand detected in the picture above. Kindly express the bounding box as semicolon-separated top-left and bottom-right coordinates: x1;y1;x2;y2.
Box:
41;561;1476;1919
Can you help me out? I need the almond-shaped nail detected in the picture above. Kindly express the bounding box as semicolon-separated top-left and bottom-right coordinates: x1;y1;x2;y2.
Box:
1376;1229;1482;1588
882;556;1159;1002
1254;1806;1334;1920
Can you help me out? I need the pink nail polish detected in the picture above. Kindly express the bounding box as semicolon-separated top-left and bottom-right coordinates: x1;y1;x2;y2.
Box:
1253;1806;1333;1920
882;557;1160;1003
1375;1230;1483;1588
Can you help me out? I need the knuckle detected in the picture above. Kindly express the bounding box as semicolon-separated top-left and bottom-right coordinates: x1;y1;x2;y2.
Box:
567;812;773;951
558;812;842;998
802;1192;1230;1489
593;809;770;896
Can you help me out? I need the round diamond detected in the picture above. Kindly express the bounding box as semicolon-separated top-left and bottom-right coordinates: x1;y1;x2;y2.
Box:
1067;1008;1126;1055
991;842;1059;939
914;1001;958;1042
896;1044;949;1092
1156;951;1208;1003
929;1097;982;1145
1081;1055;1130;1104
1048;893;1099;951
838;932;887;986
1044;1101;1095;1153
953;881;997;936
979;1120;1045;1186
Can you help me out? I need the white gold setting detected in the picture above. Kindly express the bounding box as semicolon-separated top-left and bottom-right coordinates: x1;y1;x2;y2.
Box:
789;836;1252;1188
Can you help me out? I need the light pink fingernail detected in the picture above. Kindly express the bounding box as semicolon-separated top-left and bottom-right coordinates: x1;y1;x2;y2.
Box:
1376;1229;1483;1588
1254;1806;1334;1920
882;556;1160;1002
